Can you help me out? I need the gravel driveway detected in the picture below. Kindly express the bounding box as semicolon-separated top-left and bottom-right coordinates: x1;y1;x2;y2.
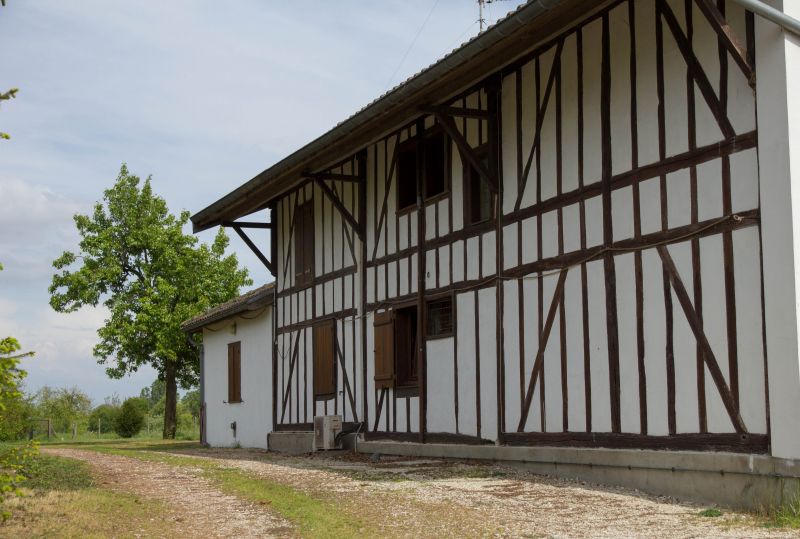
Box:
45;446;799;538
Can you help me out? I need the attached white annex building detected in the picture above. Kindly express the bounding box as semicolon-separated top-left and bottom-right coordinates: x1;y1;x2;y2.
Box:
183;285;274;449
186;0;800;508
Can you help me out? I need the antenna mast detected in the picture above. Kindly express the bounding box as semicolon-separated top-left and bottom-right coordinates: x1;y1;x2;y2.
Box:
477;0;510;33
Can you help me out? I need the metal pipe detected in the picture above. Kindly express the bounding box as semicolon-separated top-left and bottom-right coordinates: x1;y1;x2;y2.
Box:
731;0;800;37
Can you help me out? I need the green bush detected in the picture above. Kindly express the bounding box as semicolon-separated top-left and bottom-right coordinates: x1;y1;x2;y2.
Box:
87;404;119;433
114;399;145;438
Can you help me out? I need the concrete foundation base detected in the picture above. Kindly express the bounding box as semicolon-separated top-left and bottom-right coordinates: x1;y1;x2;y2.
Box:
267;431;314;454
356;439;800;510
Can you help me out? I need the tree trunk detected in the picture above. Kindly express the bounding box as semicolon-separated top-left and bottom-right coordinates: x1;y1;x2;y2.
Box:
163;362;178;439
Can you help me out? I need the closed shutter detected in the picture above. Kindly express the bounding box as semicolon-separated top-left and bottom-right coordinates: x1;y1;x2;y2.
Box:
313;321;336;399
228;342;241;403
373;311;394;389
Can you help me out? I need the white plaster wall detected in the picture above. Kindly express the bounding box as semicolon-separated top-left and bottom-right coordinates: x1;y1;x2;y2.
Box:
756;0;800;459
203;309;272;449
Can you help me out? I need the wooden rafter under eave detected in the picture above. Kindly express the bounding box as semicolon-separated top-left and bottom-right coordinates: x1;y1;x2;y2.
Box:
224;220;275;276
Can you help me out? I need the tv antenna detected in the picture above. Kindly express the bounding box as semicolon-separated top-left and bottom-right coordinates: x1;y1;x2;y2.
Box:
477;0;511;32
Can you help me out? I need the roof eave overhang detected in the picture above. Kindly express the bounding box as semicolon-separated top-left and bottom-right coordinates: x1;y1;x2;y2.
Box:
191;0;601;233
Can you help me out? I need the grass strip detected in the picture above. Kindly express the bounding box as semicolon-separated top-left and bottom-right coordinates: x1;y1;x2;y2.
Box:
76;442;371;538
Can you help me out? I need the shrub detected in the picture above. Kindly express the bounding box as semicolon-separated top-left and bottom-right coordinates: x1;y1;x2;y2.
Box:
87;404;119;433
114;399;145;438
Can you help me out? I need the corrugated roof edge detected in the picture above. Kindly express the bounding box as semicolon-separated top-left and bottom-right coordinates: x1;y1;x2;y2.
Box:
181;283;274;334
191;0;567;232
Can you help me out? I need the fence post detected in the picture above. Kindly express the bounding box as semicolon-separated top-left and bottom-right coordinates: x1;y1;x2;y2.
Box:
47;418;51;441
72;423;77;439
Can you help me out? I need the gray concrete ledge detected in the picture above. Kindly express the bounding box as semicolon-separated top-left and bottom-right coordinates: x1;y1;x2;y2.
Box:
356;440;800;509
267;431;314;454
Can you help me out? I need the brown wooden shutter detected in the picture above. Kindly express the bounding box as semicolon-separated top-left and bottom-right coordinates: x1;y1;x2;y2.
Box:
313;321;336;399
373;311;394;389
227;342;241;403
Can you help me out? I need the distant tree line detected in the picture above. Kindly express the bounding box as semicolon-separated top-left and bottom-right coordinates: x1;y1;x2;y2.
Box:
0;378;201;441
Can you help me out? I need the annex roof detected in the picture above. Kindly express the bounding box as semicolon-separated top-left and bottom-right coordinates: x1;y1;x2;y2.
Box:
191;0;597;232
181;283;274;334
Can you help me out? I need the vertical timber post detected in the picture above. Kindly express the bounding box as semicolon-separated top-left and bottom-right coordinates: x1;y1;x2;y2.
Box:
358;150;369;433
416;117;427;443
488;75;505;445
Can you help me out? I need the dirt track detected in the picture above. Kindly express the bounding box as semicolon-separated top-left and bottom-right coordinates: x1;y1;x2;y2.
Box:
45;446;799;538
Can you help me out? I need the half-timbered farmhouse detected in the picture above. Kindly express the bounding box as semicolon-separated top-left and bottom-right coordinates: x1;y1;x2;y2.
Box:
188;0;800;507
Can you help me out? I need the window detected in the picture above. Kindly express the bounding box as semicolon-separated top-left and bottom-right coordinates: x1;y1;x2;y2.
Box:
227;342;242;403
427;298;453;338
313;320;336;400
464;152;494;225
373;307;418;390
397;129;449;211
294;202;314;286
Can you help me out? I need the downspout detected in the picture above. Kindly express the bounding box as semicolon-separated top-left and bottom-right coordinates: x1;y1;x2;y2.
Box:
187;332;207;446
730;0;800;37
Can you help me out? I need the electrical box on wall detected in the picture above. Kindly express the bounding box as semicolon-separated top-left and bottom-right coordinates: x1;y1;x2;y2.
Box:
313;415;342;450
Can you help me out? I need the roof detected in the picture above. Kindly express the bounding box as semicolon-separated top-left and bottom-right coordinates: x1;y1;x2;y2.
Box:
181;283;274;333
191;0;596;232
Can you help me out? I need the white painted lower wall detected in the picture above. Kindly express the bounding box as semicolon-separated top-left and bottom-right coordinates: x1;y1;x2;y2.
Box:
202;309;272;449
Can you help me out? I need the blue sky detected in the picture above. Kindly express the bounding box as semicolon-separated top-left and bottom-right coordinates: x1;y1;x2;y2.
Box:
0;0;514;404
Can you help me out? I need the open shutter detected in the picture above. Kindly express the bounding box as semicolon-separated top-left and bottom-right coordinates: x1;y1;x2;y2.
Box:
227;345;234;402
373;311;394;389
313;321;336;399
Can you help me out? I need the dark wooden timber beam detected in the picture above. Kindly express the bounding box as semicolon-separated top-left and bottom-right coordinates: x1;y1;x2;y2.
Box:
435;112;497;192
694;0;754;86
657;245;748;434
307;172;362;182
226;223;274;275
518;269;569;432
313;178;364;240
421;105;491;119
659;0;735;139
221;221;272;229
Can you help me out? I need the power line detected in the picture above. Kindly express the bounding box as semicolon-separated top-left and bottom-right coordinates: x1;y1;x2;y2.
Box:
385;0;442;90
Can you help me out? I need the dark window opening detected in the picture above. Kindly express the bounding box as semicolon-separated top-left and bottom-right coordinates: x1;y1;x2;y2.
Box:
423;130;447;199
427;298;453;338
397;128;450;211
313;320;337;400
397;141;418;210
294;201;315;286
227;342;242;403
394;306;418;388
465;153;494;225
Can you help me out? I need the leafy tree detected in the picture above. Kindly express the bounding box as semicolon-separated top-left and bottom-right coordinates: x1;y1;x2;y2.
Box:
49;165;251;438
140;378;165;407
0;263;37;520
87;403;119;433
114;398;145;438
31;386;92;434
181;389;200;421
0;263;34;431
0;87;17;141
